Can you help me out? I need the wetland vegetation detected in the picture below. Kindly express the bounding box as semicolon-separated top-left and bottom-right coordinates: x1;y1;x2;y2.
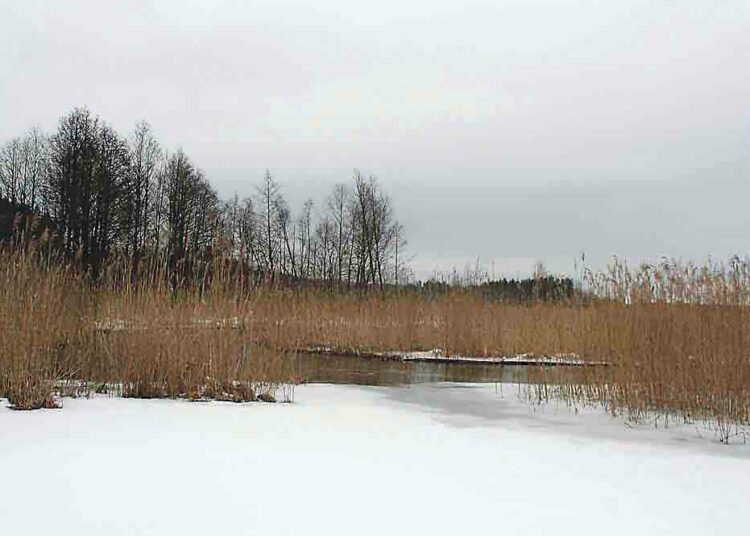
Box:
2;109;749;444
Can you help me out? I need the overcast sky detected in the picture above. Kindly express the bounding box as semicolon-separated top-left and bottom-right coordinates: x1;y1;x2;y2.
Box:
2;0;749;277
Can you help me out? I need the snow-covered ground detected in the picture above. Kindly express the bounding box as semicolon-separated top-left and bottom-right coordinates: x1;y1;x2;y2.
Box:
1;383;747;535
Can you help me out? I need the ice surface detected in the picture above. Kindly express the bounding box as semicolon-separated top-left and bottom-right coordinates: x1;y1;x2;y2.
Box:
1;383;747;535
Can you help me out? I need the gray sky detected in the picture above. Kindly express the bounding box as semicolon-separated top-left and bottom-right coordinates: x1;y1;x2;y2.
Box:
2;0;749;278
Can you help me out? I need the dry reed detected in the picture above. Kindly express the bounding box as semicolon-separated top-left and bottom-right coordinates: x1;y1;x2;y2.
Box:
2;248;749;442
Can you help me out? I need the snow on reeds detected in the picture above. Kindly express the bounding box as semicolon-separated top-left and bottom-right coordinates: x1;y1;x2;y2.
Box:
2;247;750;442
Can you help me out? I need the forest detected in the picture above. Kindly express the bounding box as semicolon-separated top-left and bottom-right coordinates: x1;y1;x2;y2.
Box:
0;108;407;289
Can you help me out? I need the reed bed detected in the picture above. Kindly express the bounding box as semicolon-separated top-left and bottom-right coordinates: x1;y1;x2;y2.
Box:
0;246;300;408
1;248;749;442
0;244;85;409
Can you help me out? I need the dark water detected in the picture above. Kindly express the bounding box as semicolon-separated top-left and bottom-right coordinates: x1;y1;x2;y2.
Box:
290;353;584;386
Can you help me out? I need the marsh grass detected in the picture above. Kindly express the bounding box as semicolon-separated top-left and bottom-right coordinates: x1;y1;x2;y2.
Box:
0;246;300;407
0;242;82;409
2;247;749;442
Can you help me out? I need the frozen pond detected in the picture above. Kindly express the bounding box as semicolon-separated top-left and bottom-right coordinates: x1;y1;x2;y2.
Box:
2;383;747;536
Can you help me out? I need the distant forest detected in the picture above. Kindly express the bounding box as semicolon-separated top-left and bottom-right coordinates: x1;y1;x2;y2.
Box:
0;108;408;288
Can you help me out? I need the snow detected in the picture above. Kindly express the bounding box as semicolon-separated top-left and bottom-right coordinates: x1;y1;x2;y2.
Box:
307;346;607;366
1;383;747;535
93;317;245;332
397;349;605;366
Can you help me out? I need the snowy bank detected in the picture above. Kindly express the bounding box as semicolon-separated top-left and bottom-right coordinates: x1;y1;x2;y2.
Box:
1;383;747;536
305;346;608;366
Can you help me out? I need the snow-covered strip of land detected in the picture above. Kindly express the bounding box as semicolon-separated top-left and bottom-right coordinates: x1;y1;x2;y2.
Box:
93;316;245;332
307;346;607;366
1;383;746;536
398;349;606;365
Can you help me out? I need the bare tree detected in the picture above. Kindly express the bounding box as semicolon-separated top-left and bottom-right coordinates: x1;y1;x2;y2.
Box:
255;170;282;274
296;198;314;278
346;171;400;288
45;108;130;263
274;194;295;277
327;184;349;282
163;150;196;263
0;127;48;209
219;194;240;255
314;215;336;284
238;196;259;268
188;171;220;256
126;121;161;256
91;123;130;260
0;139;20;203
393;220;407;285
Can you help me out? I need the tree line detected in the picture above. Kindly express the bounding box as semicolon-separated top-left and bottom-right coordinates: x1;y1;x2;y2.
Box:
0;108;409;288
